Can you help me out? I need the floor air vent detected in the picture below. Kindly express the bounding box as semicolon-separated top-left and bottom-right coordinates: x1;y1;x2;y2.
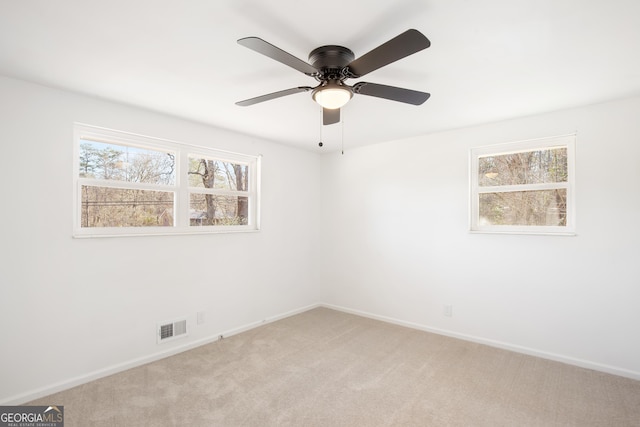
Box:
157;318;187;344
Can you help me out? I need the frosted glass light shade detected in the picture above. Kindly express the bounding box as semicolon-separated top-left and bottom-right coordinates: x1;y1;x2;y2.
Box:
313;86;352;109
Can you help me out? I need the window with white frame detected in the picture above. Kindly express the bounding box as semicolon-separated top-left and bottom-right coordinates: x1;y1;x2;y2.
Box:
470;134;575;235
73;124;260;237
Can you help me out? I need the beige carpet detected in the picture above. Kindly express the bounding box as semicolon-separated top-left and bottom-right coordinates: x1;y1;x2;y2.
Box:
29;307;640;426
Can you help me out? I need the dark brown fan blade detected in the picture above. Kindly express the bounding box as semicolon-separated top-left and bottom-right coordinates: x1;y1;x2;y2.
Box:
353;82;430;105
238;37;318;75
323;108;340;125
236;87;313;106
347;29;430;78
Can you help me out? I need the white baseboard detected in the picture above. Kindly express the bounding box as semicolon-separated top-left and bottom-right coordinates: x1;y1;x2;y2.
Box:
5;301;638;404
320;303;640;381
2;303;321;405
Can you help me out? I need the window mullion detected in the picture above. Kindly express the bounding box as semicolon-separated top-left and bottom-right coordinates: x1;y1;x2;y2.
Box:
478;182;569;194
188;188;249;197
177;147;190;227
78;178;176;192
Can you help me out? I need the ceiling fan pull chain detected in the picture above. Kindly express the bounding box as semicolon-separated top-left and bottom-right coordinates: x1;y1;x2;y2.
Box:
341;110;345;155
318;108;324;148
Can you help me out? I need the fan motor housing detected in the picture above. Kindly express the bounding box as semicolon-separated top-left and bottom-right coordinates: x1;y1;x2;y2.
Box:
308;45;355;72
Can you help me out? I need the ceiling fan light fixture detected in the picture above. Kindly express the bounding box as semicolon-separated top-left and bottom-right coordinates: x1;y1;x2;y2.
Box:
312;83;353;109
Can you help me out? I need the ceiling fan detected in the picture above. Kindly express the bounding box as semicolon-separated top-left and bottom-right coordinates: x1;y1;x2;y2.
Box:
236;29;431;125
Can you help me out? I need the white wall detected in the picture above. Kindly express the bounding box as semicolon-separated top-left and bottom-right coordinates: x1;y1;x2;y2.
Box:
319;96;640;378
2;73;639;404
0;75;323;403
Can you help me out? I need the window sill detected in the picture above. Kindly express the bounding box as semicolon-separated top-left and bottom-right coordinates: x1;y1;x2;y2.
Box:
469;229;576;237
73;227;260;238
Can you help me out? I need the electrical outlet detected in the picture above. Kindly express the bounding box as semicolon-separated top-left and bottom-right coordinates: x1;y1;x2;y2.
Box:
197;311;205;325
444;305;453;317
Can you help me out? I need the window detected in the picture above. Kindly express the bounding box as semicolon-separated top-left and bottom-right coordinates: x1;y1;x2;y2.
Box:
74;124;260;237
470;134;575;235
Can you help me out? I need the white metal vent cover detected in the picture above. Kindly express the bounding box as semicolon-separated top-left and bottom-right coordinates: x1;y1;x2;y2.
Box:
157;318;188;344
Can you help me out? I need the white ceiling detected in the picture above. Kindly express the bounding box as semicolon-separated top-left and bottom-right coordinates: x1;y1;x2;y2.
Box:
1;0;640;152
